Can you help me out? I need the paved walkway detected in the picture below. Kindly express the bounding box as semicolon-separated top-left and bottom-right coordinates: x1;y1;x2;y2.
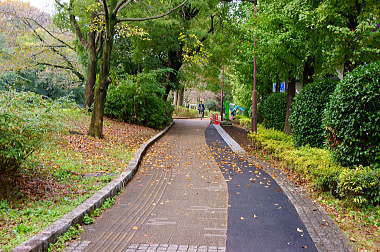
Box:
67;120;228;251
205;126;316;252
66;120;318;252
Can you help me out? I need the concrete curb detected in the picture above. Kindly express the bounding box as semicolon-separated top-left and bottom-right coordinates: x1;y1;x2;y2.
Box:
213;124;245;153
214;125;353;252
13;122;175;252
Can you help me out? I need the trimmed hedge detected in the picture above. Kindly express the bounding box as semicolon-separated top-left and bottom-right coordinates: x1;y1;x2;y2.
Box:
323;61;380;167
248;125;380;206
105;75;173;129
289;78;338;147
257;92;287;131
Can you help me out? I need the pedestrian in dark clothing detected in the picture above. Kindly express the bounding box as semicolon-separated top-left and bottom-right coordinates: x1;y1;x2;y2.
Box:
199;103;205;119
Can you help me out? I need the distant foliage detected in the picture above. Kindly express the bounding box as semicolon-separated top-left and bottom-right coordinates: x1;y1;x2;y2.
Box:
323;61;380;167
258;92;287;131
289;78;338;147
173;106;199;118
0;70;84;105
205;100;217;111
105;73;173;129
0;91;68;172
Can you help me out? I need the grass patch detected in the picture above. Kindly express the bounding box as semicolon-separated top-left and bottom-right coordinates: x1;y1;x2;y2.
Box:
48;224;83;252
0;105;158;250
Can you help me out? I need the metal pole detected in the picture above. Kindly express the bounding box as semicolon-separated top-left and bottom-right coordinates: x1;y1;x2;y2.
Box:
221;65;225;121
251;0;258;133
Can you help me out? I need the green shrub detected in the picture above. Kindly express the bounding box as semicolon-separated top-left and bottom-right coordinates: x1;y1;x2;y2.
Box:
248;124;379;206
323;61;380;167
173;106;199;118
337;167;380;205
257;92;287;131
0;91;62;172
290;78;338;147
238;116;251;130
105;73;173;129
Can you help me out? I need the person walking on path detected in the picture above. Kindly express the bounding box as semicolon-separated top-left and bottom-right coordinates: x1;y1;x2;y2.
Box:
198;102;205;119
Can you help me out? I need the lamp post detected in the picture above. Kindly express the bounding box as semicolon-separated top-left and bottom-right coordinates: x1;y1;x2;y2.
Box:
251;0;258;133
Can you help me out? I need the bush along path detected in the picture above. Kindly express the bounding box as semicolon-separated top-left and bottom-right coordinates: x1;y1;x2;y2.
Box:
205;126;317;252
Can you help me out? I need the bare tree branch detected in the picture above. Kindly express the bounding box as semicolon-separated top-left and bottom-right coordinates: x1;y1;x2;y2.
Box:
24;16;75;51
113;0;132;16
68;0;88;48
117;0;188;23
36;62;84;81
101;0;109;24
54;0;65;9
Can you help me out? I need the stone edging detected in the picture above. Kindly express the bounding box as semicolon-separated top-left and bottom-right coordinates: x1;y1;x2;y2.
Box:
13;122;175;252
213;124;245;153
214;125;353;252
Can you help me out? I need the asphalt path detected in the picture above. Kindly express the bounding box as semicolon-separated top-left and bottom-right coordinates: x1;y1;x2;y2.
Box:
205;125;317;252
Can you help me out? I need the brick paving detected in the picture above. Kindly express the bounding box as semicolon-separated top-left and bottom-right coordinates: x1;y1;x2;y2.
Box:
66;242;226;252
67;119;227;251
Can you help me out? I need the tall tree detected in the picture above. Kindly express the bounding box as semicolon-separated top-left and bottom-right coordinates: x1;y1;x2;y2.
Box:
57;0;187;138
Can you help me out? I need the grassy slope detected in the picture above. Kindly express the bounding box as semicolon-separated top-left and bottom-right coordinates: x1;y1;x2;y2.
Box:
0;108;158;251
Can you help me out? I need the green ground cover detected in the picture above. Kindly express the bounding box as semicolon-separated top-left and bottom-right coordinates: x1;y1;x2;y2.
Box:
0;92;157;251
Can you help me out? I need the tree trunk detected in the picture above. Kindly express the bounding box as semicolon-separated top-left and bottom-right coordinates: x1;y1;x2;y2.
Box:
85;46;97;109
164;50;183;102
284;79;296;134
88;20;115;138
302;56;314;85
177;88;184;106
173;90;178;105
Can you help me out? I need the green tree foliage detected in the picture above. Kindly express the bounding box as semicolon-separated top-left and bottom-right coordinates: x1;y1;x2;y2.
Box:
205;99;217;111
257;92;287;131
323;61;380;167
289;78;338;147
0;69;84;104
105;72;173;129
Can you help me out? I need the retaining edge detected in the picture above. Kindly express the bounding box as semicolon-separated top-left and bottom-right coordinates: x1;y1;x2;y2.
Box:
13;122;175;252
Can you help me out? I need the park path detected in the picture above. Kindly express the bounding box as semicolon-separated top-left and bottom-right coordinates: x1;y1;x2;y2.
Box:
205;126;317;252
66;119;317;252
67;119;228;252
